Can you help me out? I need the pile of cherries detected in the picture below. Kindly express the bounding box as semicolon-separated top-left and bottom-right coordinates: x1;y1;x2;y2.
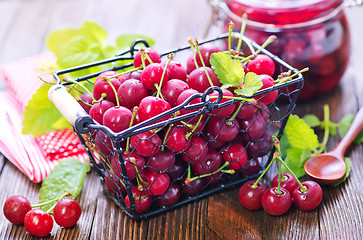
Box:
76;40;285;214
3;194;81;237
238;139;323;216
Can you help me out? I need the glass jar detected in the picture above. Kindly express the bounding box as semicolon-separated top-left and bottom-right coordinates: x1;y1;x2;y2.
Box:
211;0;362;100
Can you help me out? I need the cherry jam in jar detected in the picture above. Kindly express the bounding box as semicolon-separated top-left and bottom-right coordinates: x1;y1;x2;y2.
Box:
218;0;355;100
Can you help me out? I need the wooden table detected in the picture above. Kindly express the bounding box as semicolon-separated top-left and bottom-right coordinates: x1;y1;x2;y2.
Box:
1;0;363;239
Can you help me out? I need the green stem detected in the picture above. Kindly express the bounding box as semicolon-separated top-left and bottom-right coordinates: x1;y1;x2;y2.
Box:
125;107;138;153
32;192;72;209
188;37;199;69
93;93;107;103
65;79;97;102
140;48;146;69
156;56;172;98
276;158;283;194
105;78;120;106
185;114;204;139
278;156;307;192
254;35;276;55
189;161;230;183
161;124;173;152
236;13;248;52
275;68;309;85
105;67;142;80
251;157;276;188
315;104;330;155
194;39;214;87
228;21;234;57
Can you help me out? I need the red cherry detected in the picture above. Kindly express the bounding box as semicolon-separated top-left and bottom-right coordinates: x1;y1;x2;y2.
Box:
238;180;267;210
117;79;148;109
254;74;278;105
141;63;169;91
133;48;161;68
261;187;292;216
53;198;82;228
130;131;161;157
271;172;299;195
292;181;323;211
3;195;32;225
103;106;132;133
138;96;172;123
24;209;53;237
222;143;248;170
125;187;152;213
247;54;275;77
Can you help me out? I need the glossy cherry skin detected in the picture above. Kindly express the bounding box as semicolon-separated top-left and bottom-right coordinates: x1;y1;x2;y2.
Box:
3;195;32;225
140;168;170;196
112;151;145;179
161;79;190;107
24;209;54;237
133;48;161;68
247;54;275;77
141;63;169;91
246;130;273;158
254;74;278;105
271;172;300;195
53;198;82;228
222;143;248;170
93;77;121;105
179;174;206;196
125;187;152;213
239;112;266;141
292;181;323;211
165;126;191;153
261;187;292;216
78;93;93;113
208;89;236;118
181;136;209;163
103;106;132;133
236;102;258;120
89;100;115;125
188;67;221;93
119;70;142;83
138;96;172;123
147;149;175;172
208;117;240;142
238;180;267;210
239;158;260;176
155;183;181;207
192;148;222;184
117;79;148;109
130;131;161;157
168;157;187;180
162;60;187;82
104;171;127;196
176;89;202;116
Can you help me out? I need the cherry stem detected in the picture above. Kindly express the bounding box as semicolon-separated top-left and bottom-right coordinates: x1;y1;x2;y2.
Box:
251;156;276;188
276;157;283;194
194;38;214;87
228;21;234;57
161;124;173;152
227;98;256;122
254;35;276;56
76;97;93;107
93;93;107;103
185;114;204;139
125;107;138;153
105;66;142;81
105;78;120;106
156;55;172;99
278;156;307;192
188;37;200;69
32;192;72;209
313;104;330;155
188;161;230;183
140;48;147;69
236;13;248;52
65;79;97;102
275;68;309;85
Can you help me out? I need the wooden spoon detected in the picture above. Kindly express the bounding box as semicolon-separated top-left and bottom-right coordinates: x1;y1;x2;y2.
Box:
304;108;363;185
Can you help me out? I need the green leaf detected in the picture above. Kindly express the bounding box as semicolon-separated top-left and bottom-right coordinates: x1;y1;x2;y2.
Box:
285;114;319;150
22;83;71;137
80;21;108;44
338;114;363;144
210;52;244;86
331;157;351;187
116;34;155;51
282;148;311;178
39;158;90;212
46;28;81;56
303;114;321;128
278;133;291;159
234;72;262;97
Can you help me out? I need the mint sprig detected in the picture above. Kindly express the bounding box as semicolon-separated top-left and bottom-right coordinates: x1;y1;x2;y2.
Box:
210;52;262;97
280;105;357;186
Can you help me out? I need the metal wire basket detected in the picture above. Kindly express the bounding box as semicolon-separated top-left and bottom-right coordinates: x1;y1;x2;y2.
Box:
49;33;303;220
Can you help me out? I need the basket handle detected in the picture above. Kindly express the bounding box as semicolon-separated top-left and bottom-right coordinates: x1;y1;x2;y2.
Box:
48;85;94;134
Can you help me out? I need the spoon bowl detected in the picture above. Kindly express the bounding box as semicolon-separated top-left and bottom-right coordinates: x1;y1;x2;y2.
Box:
304;107;363;185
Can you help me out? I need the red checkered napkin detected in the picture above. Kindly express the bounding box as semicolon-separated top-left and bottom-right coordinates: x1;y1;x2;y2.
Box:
0;54;88;183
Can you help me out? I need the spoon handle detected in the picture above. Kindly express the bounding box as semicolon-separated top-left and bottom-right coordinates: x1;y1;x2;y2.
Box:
334;107;363;155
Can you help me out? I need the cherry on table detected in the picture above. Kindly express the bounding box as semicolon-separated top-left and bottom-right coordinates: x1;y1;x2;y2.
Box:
238;180;267;210
24;209;53;238
292;181;323;211
53;198;82;228
261;187;292;216
271;172;299;195
3;195;32;225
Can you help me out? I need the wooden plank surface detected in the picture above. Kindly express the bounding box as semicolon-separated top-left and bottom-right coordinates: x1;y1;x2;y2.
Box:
1;0;363;239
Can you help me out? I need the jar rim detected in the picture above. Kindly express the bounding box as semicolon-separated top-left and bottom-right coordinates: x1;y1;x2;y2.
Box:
221;0;345;29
